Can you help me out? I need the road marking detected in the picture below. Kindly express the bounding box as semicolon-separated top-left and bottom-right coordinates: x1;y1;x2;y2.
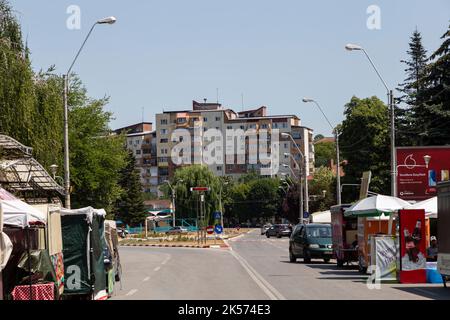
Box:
125;289;138;296
229;249;286;300
162;255;171;265
154;266;161;272
143;276;150;282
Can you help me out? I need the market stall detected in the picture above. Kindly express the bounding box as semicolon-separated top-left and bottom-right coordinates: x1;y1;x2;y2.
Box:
0;187;59;300
1;202;13;300
330;204;358;267
60;207;108;300
345;195;410;274
104;220;122;297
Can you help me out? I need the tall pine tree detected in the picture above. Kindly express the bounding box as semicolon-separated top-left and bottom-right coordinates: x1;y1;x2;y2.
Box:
418;24;450;146
396;29;429;146
114;151;146;226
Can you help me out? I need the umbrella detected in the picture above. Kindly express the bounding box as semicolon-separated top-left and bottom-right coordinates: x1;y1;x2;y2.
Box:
406;197;437;218
345;194;411;217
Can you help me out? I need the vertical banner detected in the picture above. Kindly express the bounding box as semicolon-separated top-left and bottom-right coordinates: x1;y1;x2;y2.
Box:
399;209;427;283
374;236;398;281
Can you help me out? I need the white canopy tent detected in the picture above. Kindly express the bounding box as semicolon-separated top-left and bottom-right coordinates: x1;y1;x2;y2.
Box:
311;210;331;224
345;194;411;217
1;201;13;271
406;197;437;218
0;187;47;228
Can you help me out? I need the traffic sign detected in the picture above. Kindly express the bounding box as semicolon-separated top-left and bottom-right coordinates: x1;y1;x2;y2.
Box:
214;224;223;234
213;211;222;220
206;226;214;235
303;212;310;219
190;187;210;192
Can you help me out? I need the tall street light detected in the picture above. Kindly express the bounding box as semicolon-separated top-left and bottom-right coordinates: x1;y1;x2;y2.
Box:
345;43;396;197
283;155;303;224
63;16;117;209
281;132;309;215
302;98;342;205
165;180;183;227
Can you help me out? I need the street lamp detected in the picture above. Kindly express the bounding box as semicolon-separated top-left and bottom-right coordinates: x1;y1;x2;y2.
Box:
283;163;303;224
63;16;117;209
164;179;183;227
281;132;309;214
219;181;229;233
345;43;396;197
302;98;342;205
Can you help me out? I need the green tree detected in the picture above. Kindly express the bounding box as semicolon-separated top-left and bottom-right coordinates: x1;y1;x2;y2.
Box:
314;134;325;142
314;140;336;168
308;166;336;213
69;93;128;213
115;151;146;225
172;165;221;223
396;29;429;146
339;96;390;200
417;24;450;145
246;178;281;219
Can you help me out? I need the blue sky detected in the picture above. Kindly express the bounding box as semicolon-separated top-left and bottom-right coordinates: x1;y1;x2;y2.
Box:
10;0;450;135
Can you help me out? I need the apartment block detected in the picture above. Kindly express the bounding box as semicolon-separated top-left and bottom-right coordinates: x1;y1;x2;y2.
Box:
156;100;315;182
114;122;159;195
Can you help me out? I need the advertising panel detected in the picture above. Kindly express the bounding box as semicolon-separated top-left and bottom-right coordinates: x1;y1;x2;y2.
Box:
397;146;450;201
373;236;398;282
399;209;427;283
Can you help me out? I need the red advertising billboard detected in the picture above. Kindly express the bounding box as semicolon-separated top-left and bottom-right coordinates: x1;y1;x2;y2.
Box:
399;209;427;284
397;146;450;201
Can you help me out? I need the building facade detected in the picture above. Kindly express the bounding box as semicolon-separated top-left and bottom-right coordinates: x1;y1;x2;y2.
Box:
114;122;159;195
155;100;315;182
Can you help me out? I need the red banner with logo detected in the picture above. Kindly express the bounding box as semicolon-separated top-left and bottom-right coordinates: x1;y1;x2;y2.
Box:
397;147;450;201
399;209;427;283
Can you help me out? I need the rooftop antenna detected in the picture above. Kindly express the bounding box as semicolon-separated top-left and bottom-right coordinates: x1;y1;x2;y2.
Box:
216;88;219;104
241;93;244;111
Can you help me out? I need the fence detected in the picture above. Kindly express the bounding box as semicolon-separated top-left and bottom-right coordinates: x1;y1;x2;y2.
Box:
126;218;198;234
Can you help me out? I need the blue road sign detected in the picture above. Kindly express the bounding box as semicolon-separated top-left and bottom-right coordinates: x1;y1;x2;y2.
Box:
214;224;223;234
213;211;222;220
303;212;310;219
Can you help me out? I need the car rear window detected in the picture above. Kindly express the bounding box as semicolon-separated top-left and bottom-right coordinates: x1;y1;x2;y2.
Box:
306;226;331;238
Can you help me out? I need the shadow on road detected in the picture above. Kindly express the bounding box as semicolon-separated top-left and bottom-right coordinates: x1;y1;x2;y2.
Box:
391;286;450;300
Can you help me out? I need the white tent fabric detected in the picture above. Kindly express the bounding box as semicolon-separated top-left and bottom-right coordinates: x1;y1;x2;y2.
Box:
311;210;331;223
60;206;107;224
1;202;13;271
0;187;47;228
406;197;437;218
345;194;411;217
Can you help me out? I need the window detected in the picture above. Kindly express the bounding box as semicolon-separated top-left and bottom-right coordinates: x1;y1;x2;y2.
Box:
203;117;208;122
261;124;268;129
240;125;245;130
282;123;288;128
217;166;223;171
273;123;278;129
192;117;199;122
227;125;232;130
177;117;187;124
284;143;288;149
160;138;168;143
160;129;168;135
135;140;140;145
215;117;221;121
160;119;168;125
136;150;141;155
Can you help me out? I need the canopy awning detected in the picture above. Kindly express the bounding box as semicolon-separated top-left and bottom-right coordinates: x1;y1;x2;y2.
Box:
148;209;173;215
0;187;47;228
0;134;64;197
406;197;437;218
345;194;411;217
60;206;106;225
311;210;331;223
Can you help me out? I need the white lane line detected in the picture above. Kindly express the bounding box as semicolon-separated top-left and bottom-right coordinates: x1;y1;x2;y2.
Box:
143;276;150;282
125;289;138;296
154;266;161;272
162;255;171;265
229;249;286;300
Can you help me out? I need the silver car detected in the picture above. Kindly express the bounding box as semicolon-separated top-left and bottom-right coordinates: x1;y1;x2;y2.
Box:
261;224;272;235
166;226;188;235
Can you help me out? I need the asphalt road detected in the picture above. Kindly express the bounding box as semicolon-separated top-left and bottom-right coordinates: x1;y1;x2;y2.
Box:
112;229;450;300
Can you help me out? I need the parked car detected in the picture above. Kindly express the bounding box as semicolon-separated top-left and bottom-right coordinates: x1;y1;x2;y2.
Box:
266;224;291;238
289;223;333;263
261;224;272;235
166;226;188;235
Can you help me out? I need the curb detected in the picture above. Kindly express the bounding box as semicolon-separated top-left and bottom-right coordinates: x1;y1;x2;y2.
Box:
120;243;230;249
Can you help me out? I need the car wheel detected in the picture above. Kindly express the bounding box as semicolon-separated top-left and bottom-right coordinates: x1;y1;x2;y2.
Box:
323;258;330;263
266;234;270;238
289;249;297;263
337;259;344;268
277;234;282;238
303;250;311;263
